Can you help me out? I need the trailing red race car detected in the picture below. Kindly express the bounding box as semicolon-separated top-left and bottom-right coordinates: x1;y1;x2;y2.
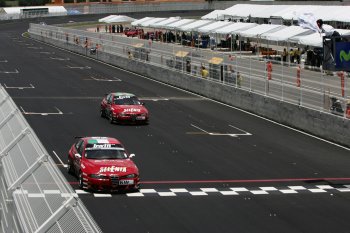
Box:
67;136;140;192
124;28;144;37
100;92;149;124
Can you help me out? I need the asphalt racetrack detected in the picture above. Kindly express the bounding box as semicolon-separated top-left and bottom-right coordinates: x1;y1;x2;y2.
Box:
1;11;350;233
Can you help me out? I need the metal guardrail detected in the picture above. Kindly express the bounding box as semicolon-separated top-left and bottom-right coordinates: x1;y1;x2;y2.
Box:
28;23;350;119
0;86;102;233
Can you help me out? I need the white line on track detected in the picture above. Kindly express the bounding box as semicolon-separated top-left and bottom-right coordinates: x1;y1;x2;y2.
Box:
27;36;350;151
20;106;63;115
3;83;34;89
52;150;67;167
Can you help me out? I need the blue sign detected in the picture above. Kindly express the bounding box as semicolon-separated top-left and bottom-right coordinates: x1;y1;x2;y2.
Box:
335;42;350;70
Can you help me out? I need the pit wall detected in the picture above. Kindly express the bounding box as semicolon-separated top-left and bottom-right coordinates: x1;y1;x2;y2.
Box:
29;32;350;148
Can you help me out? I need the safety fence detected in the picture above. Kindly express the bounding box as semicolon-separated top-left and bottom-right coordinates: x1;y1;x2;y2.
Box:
0;85;101;232
28;23;350;120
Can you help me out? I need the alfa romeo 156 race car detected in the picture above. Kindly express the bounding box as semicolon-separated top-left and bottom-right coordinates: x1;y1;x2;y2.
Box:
100;92;149;124
67;136;140;192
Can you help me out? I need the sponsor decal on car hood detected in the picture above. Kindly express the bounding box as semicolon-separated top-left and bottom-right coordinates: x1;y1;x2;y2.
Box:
114;105;147;114
82;159;138;174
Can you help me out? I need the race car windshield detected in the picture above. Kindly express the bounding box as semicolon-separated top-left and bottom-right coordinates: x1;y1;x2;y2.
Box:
85;150;128;159
114;96;141;105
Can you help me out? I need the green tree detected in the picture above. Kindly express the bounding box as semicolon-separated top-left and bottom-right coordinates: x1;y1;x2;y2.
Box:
0;0;6;7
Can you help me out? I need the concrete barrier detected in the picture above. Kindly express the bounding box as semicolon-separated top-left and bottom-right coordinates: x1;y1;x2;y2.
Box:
29;32;350;148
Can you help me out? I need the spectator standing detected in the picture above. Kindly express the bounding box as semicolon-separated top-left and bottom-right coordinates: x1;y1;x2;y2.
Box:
282;48;287;63
295;48;301;64
201;66;209;78
105;24;108;33
112;25;115;33
290;49;295;64
186;60;191;73
266;61;273;80
237;72;242;87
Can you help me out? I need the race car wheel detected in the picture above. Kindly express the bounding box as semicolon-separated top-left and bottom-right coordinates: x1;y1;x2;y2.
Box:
67;157;74;175
100;108;105;118
78;172;84;190
109;112;114;124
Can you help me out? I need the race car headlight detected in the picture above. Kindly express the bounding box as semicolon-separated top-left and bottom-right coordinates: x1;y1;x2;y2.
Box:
124;174;136;178
119;112;126;116
89;174;108;179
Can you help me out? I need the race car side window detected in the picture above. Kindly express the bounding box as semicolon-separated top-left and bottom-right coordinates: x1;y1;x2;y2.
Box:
76;140;84;155
107;94;112;104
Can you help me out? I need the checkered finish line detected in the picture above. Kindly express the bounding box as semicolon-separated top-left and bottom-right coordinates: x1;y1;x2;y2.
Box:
16;185;350;198
75;184;350;197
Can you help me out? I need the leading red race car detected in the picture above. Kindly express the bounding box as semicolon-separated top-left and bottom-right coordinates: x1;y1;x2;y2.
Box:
100;92;149;124
67;136;140;192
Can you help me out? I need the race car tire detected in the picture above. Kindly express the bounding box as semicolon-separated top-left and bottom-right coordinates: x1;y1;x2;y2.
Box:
100;108;105;118
109;112;114;124
67;157;74;175
78;171;84;190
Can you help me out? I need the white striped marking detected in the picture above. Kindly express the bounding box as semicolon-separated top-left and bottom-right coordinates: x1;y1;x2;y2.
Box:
250;190;268;195
220;191;239;195
316;185;334;190
279;189;298;194
200;188;219;192
170;188;188;193
260;187;278;191
158;192;176;197
309;189;327;193
140;189;157;193
288;186;307;190
337;188;350;192
190;191;208;196
127;192;144;197
231;187;249;192
94;193;112;197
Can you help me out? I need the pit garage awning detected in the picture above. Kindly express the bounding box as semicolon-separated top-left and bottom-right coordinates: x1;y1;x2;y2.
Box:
131;17;154;27
260;25;313;42
214;22;257;35
178;20;214;32
163;19;195;30
197;21;232;33
239;24;286;38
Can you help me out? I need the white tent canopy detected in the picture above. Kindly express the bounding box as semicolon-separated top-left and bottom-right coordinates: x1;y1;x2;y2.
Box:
224;4;270;18
164;19;195;30
149;17;181;29
138;17;166;27
289;29;350;47
251;5;288;19
214;22;257;35
261;26;313;42
201;10;226;20
204;4;350;22
98;15;116;23
197;21;232;33
2;6;67;14
179;20;214;32
100;15;135;23
239;24;286;38
131;17;154;26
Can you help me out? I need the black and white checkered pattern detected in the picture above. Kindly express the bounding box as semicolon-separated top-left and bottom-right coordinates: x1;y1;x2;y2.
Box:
73;184;350;197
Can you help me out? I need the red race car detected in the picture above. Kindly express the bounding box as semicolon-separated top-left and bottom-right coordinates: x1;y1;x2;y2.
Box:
100;92;149;124
124;28;144;37
68;136;140;192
